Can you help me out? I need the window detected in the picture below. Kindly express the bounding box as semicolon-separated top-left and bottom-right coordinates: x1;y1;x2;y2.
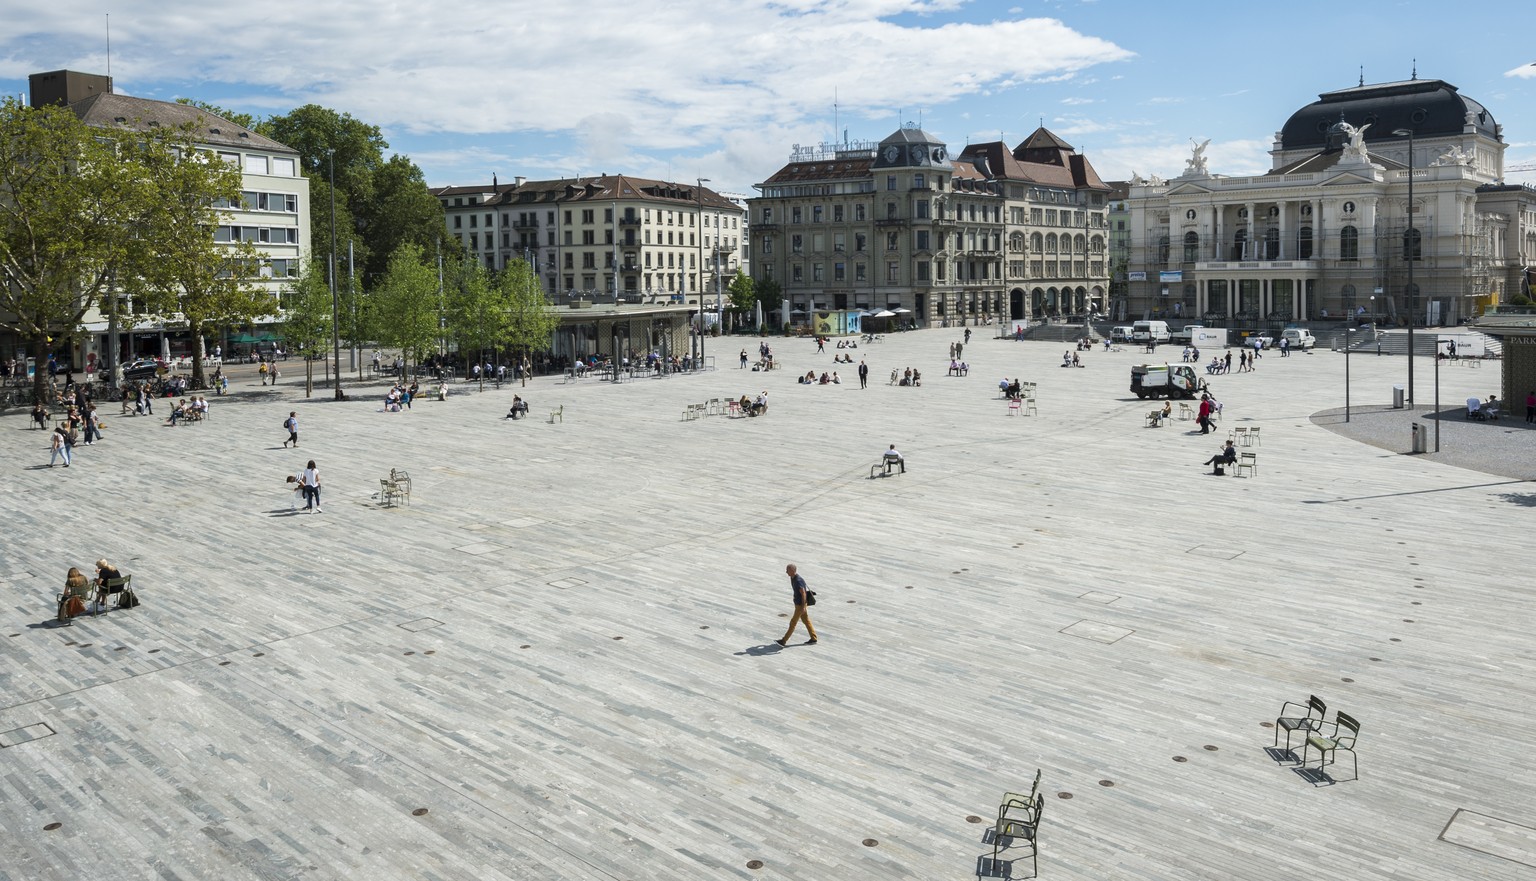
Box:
913;174;925;189
218;151;240;166
833;205;844;222
272;157;295;176
791;234;803;254
582;231;595;245
916;231;930;250
854;205;866;221
486;213;493;227
244;154;268;174
1045;234;1057;253
1299;226;1314;259
855;263;866;281
812;206;823;223
1340;226;1359;261
887;175;897;191
604;208;613;222
886;202;898;219
470;215;478;228
833;233;845;252
1045;209;1057;226
915;200;929;219
1403;228;1421;261
886;233;898;251
834;262;845;281
812;233;824;252
762;207;774;223
763;235;774;256
855;233;866;252
792;264;804;282
792;207;803;224
454;216;462;229
813;264;824;282
916;261;930;281
1183;232;1199;263
564;211;573;225
886;261;899;283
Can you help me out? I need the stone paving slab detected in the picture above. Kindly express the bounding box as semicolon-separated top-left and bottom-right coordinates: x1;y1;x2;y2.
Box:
0;330;1531;880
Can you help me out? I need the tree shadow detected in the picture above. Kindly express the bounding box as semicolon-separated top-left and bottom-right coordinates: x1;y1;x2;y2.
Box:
1497;492;1536;508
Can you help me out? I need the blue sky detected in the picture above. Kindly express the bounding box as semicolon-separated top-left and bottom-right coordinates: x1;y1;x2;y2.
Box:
3;0;1533;198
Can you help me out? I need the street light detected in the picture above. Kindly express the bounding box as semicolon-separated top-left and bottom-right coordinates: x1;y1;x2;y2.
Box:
327;149;344;399
696;178;709;372
1345;325;1353;422
1393;127;1416;405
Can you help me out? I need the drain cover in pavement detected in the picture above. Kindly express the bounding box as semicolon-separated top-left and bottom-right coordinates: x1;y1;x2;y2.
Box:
1060;620;1134;644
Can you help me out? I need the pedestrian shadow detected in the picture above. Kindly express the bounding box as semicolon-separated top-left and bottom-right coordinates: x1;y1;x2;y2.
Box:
1497;492;1536;508
268;509;305;517
736;643;784;657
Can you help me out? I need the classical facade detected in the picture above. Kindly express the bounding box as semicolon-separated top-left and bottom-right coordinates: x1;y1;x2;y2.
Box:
20;70;310;365
432;176;746;304
748;125;1110;328
1125;77;1528;329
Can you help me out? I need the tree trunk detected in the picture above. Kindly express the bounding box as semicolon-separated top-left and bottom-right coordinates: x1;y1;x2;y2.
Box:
190;323;207;390
30;334;49;407
305;355;314;398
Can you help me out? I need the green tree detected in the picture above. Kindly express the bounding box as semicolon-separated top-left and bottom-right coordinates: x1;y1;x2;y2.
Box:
754;276;783;317
258;105;447;287
444;256;509;390
0;98;159;404
498;258;558;386
280;264;335;398
372;243;441;374
727;269;755;312
124;133;273;390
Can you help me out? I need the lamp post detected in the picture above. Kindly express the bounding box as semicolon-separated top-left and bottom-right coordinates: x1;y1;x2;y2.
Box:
328;149;343;400
696;178;709;372
1345;325;1352;422
1393;127;1416;405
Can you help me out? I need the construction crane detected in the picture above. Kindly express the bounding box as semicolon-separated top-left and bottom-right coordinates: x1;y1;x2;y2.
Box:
1507;161;1536;173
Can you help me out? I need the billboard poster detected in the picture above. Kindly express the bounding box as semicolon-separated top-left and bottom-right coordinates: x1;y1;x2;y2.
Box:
1158;271;1183;283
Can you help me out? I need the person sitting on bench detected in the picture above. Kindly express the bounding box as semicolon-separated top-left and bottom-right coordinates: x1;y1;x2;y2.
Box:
883;444;906;474
1203;440;1238;474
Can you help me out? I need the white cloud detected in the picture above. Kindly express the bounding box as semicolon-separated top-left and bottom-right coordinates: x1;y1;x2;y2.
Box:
1060;97;1096;105
1503;63;1536;79
1094;138;1271;181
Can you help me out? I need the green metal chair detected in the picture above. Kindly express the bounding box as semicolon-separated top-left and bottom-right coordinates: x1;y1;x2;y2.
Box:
998;769;1041;823
989;791;1042;878
1274;694;1327;756
1301;712;1360;781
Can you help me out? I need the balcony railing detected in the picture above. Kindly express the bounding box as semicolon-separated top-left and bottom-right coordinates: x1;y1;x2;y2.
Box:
618;216;642;226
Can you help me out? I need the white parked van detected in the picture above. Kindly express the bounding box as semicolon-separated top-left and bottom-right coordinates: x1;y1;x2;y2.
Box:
1281;328;1316;351
1131;320;1171;344
1111;326;1135;343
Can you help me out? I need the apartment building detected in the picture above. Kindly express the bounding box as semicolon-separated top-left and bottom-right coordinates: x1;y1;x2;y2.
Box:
24;70;310;363
749;124;1110;327
433;175;746;303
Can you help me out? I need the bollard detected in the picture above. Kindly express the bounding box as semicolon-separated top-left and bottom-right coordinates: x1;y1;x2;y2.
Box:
1392;384;1405;409
1410;422;1427;454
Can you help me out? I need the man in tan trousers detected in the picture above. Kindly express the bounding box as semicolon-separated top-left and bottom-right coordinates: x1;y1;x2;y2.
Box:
776;563;818;646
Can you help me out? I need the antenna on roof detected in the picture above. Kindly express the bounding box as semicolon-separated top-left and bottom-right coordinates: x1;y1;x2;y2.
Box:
1411;58;1417;80
1358;66;1364;87
1039;116;1044;129
105;13;111;78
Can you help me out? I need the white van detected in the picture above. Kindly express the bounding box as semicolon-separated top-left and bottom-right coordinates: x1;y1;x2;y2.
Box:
1132;320;1171;344
1281;328;1316;351
1111;325;1135;343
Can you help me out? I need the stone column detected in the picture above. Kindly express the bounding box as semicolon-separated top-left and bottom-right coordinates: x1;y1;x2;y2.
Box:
1277;201;1288;260
1246;202;1256;260
1212;205;1223;261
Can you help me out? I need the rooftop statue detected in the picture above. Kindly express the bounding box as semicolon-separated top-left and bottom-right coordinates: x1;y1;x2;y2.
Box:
1185;138;1211;175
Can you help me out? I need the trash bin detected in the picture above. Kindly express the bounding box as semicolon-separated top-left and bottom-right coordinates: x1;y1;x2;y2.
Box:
1392;384;1405;409
1411;422;1427;454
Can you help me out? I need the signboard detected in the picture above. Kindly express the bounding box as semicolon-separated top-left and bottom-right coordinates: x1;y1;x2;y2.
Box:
1158;270;1183;283
1128;271;1147;282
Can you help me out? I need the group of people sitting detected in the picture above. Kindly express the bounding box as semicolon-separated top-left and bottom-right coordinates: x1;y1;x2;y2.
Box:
383;382;419;412
57;559;132;620
1061;350;1084;368
832;353;855;363
894;367;923;387
947;360;969;376
999;378;1028;400
799;371;841;385
1075;339;1094;352
1206;352;1234;374
835;339;859;349
737;392;768;416
504;395;530;419
165;397;209;425
1467;395;1502;421
1180;346;1203;363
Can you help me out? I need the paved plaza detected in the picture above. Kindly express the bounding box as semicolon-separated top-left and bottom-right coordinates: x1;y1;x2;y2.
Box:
0;329;1532;881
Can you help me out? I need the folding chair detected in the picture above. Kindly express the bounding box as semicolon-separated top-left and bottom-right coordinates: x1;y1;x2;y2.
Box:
1274;694;1326;757
1236;452;1257;477
1007;399;1021;416
986;792;1042;878
1247;426;1262;446
1301;712;1361;781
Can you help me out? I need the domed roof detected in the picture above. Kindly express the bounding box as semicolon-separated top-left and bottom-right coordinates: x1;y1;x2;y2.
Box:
1279;78;1498;151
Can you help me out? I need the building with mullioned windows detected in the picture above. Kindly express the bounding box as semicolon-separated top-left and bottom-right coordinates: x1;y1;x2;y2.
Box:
1124;76;1533;333
748;124;1111;329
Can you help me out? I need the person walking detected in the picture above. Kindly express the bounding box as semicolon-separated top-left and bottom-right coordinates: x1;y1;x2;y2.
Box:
300;460;322;513
775;563;818;646
48;426;70;467
282;411;299;448
81;405;100;445
1527;390;1536;424
1197;395;1213;434
858;359;869;389
740;349;748;369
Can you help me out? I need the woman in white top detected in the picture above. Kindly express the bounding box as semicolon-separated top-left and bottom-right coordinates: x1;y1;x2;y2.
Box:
301;460;322;512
